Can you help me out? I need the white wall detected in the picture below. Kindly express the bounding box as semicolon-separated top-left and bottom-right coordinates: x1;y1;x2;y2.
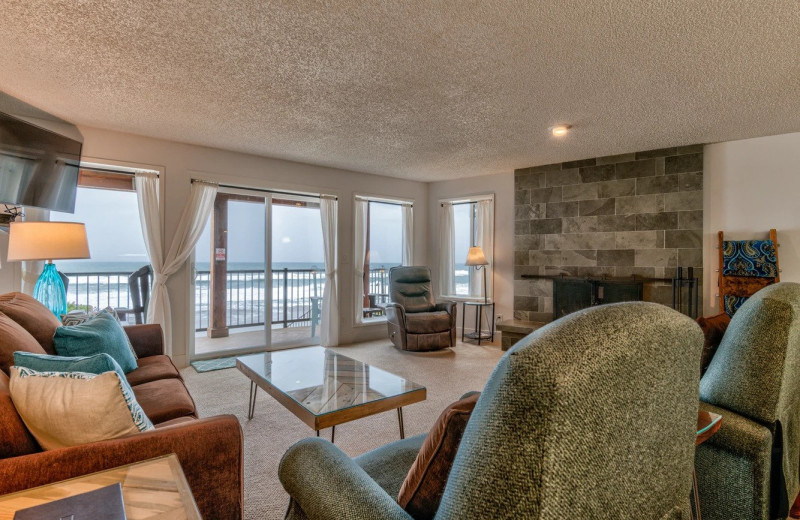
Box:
703;132;800;315
428;172;515;333
0;235;17;292
1;127;429;367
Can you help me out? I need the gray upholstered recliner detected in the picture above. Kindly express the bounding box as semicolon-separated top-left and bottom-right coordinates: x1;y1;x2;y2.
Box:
695;282;800;520
279;302;703;519
384;266;457;352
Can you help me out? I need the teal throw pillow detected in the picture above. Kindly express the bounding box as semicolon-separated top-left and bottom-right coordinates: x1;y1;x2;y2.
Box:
13;351;126;380
53;311;138;373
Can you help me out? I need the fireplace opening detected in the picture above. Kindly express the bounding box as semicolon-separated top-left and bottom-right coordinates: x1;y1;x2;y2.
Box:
552;277;644;319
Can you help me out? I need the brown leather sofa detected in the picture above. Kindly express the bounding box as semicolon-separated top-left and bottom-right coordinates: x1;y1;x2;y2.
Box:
385;266;457;351
0;292;243;519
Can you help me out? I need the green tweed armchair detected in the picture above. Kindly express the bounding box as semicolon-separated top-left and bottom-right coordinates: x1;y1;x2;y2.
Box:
279;302;703;519
696;282;800;520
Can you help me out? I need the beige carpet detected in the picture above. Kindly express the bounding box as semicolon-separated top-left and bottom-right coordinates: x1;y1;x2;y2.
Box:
181;338;504;520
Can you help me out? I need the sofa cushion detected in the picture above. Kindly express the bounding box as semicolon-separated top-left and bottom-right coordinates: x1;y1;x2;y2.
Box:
405;311;451;334
398;393;480;519
13;351;125;380
154;416;197;429
9;366;154;450
0;312;46;375
0;292;62;354
125;355;181;386
54;310;138;373
133;378;197;424
0;370;40;458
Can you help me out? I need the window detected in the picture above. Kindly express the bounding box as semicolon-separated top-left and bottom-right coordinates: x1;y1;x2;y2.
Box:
439;195;494;300
49;170;149;315
354;195;413;323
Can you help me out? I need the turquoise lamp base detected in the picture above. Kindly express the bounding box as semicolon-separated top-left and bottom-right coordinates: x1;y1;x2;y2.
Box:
33;263;67;317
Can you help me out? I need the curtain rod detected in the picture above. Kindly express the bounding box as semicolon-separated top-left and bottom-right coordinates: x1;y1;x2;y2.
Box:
80;165;159;177
441;201;477;207
355;195;414;208
359;198;413;208
198;180;337;201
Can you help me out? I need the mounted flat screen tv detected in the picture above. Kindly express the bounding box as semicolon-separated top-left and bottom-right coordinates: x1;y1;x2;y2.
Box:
0;110;82;213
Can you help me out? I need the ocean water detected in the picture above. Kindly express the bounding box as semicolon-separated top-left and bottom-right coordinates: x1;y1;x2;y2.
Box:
59;261;471;327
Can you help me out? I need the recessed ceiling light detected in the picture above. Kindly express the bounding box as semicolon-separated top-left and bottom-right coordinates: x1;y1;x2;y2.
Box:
551;125;571;137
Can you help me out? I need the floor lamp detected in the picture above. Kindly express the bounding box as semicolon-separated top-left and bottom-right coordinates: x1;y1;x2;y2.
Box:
7;222;90;316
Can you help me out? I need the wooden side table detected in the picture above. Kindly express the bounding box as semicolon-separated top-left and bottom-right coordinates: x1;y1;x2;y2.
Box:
693;411;722;520
0;454;200;520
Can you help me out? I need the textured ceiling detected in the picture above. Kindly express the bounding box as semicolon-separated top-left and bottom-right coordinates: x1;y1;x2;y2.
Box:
1;1;799;181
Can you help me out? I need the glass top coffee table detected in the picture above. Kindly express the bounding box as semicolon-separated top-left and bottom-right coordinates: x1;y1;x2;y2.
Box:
236;346;426;443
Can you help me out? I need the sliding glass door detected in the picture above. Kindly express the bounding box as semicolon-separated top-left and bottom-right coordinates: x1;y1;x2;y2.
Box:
270;196;324;348
192;188;324;358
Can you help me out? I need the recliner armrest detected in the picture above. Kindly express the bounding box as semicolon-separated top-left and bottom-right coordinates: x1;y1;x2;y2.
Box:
385;303;406;326
279;437;413;520
435;301;457;315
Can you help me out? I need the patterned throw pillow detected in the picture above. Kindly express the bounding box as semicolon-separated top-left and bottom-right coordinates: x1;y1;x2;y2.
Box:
54;311;138;373
59;308;138;361
61;306;122;326
8;366;154;450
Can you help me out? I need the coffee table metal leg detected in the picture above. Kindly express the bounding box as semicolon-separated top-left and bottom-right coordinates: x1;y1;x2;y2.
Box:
247;381;258;420
398;407;405;439
315;428;335;443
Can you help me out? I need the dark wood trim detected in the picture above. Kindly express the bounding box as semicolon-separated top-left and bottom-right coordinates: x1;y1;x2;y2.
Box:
363;203;371;309
209;194;229;338
78;169;134;191
221;193;264;204
718;231;725;311
771;228;780;283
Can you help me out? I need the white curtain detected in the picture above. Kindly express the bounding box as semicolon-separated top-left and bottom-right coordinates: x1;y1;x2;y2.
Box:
401;204;414;266
135;173;217;357
439;203;456;297
21;207;50;294
353;198;368;325
319;196;339;347
471;199;495;300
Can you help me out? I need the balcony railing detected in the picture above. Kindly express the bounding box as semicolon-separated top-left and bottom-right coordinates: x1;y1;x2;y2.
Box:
63;267;392;330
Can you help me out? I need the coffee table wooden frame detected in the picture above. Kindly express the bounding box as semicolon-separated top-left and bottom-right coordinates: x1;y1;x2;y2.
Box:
236;352;426;443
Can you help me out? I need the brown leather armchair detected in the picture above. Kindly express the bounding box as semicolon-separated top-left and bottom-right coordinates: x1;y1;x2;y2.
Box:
385;266;457;351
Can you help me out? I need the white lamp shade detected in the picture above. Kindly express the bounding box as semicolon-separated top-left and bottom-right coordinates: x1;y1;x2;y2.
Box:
465;246;488;266
7;222;91;261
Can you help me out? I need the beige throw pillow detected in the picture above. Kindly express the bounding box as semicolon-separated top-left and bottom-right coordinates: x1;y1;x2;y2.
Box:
8;366;154;450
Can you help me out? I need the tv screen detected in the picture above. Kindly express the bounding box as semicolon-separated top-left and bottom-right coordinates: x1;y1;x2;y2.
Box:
0;111;81;213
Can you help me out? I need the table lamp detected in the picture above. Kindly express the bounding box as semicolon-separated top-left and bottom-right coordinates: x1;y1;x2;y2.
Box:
465;246;489;304
7;222;90;316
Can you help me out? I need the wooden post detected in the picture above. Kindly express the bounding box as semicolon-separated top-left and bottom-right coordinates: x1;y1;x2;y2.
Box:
209;194;229;338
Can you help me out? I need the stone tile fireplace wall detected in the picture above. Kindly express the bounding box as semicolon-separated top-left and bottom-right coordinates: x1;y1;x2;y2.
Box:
513;145;703;322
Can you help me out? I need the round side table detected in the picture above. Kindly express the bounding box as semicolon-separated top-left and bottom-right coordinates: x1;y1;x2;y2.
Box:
461;301;495;345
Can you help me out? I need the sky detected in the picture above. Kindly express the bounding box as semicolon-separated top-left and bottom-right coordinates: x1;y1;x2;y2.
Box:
53;187;405;267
